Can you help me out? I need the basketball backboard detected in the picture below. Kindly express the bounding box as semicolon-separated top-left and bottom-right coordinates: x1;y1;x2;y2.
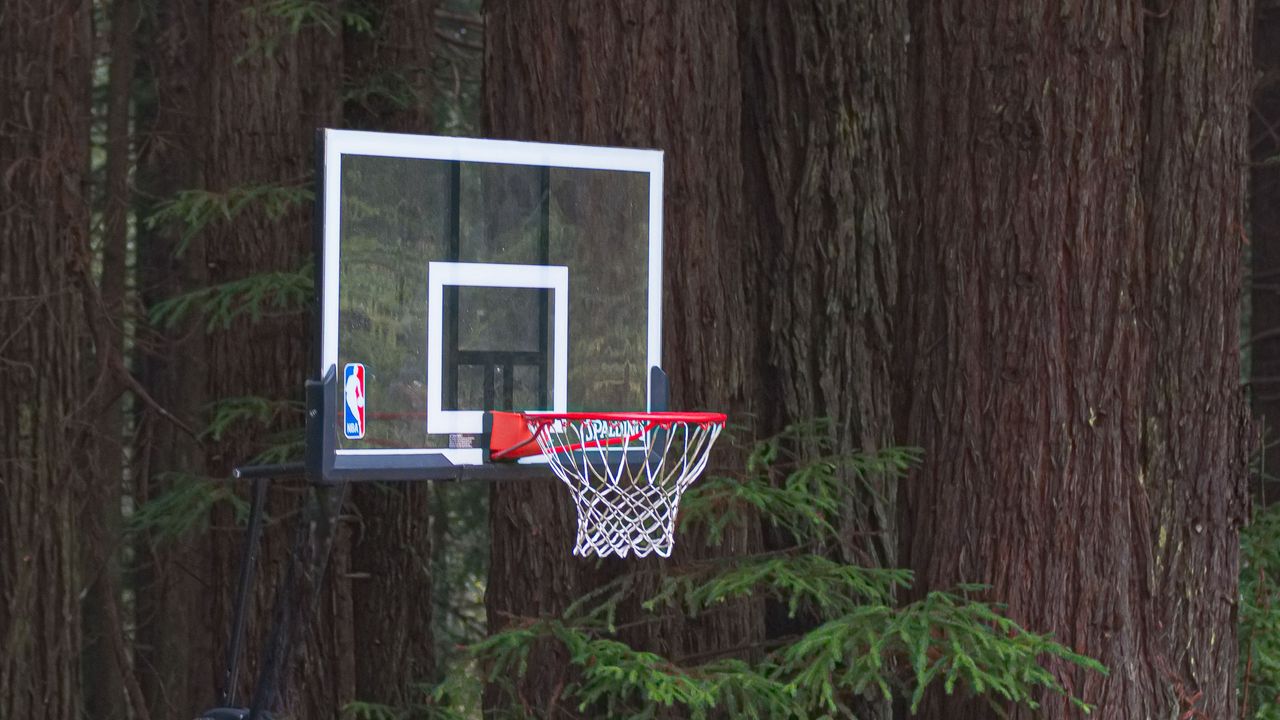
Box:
310;129;665;481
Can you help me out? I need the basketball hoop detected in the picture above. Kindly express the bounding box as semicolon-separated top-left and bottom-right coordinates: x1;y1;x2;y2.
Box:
491;411;727;558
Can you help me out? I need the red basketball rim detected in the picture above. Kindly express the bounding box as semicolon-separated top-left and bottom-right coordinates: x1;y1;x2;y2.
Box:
522;411;727;428
518;411;726;458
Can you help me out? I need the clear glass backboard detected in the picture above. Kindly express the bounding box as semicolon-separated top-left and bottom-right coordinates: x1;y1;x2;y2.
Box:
314;130;664;481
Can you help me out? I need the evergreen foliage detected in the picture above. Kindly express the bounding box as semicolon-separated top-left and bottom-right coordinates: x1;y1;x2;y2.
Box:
148;264;312;331
126;472;248;543
344;425;1107;719
246;0;375;36
344;69;426;115
126;395;306;543
202;397;305;443
1241;501;1280;718
146;184;313;255
238;0;375;60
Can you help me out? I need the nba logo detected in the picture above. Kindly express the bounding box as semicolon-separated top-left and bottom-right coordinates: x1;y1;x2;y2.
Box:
343;363;365;439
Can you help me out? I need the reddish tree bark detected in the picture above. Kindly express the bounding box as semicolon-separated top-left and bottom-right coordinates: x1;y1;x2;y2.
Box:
133;0;214;714
0;1;93;718
83;1;139;717
482;0;763;709
137;2;353;716
898;2;1252;717
739;4;907;713
344;0;439;132
199;3;351;716
136;2;454;714
1140;2;1253;715
740;0;906;568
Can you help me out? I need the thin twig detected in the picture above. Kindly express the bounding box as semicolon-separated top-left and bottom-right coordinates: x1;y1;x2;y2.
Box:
115;358;202;441
69;252;202;441
1249;326;1280;346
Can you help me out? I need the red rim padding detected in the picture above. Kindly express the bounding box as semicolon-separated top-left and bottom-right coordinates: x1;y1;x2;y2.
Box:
523;411;727;426
488;410;727;461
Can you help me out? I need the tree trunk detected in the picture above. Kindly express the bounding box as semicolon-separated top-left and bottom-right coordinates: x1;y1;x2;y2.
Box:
898;2;1251;717
200;2;350;716
138;1;353;715
342;0;439;702
1252;0;1280;504
739;0;905;568
1139;2;1253;716
344;0;438;132
134;0;214;714
482;0;763;709
0;1;93;718
83;1;138;716
738;3;906;715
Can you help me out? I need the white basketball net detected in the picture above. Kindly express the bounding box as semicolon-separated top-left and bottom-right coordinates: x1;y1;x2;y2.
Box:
525;413;726;558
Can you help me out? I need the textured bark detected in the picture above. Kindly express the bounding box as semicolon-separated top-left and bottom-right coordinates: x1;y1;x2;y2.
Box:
345;0;439;132
1253;0;1280;503
739;4;906;716
137;2;352;716
482;0;763;710
134;1;214;714
347;484;435;701
0;1;93;718
200;3;350;716
899;2;1251;717
82;1;138;717
343;0;439;703
900;2;1147;716
740;0;905;567
1139;2;1253;716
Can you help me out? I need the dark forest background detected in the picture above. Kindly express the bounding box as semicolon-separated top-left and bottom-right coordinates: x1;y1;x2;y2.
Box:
4;0;1280;718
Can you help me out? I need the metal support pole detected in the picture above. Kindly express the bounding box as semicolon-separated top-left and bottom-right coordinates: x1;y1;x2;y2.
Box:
218;478;269;708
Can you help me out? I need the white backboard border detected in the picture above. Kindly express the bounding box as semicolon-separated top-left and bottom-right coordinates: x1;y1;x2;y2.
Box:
426;261;569;435
318;129;664;475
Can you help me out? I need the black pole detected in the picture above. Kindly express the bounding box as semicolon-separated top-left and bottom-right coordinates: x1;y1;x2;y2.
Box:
538;166;550;409
233;462;306;480
218;477;269;707
445;161;461;411
246;481;348;720
245;515;304;720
